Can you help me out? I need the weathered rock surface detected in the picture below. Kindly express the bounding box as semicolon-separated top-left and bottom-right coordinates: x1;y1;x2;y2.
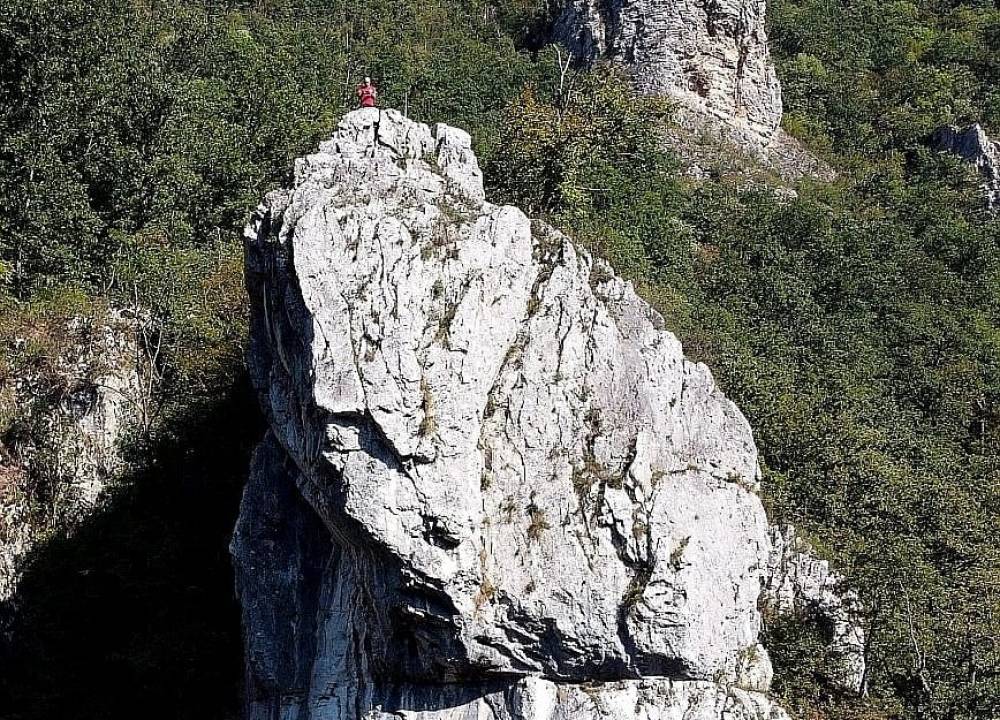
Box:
932;123;1000;211
764;525;867;693
234;108;791;719
0;310;143;605
553;0;832;181
554;0;782;141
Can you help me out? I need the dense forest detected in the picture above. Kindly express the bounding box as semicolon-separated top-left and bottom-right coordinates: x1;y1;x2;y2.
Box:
0;0;998;719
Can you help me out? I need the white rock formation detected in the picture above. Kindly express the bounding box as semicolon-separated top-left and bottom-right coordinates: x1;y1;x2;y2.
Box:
0;311;144;604
764;525;866;693
553;0;783;146
234;108;792;719
932;123;1000;211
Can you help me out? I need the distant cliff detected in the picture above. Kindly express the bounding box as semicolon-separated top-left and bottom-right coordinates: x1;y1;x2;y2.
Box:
232;108;859;719
0;309;143;606
555;0;781;140
553;0;831;179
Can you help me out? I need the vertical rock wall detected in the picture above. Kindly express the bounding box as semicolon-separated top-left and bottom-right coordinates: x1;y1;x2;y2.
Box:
553;0;784;146
0;311;143;604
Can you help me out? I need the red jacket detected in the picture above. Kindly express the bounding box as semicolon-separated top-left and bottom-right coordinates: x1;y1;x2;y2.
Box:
357;83;377;108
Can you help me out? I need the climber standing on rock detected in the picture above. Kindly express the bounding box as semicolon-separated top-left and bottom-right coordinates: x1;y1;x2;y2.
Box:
356;76;378;108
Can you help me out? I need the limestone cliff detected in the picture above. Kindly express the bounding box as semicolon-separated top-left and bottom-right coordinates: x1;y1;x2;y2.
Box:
554;0;781;141
553;0;830;180
0;310;144;605
764;525;866;693
233;108;812;719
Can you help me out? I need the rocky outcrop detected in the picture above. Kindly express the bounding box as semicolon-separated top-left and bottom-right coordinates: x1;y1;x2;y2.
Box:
0;310;144;604
764;525;866;693
554;0;781;142
553;0;832;180
234;107;796;719
932;123;1000;211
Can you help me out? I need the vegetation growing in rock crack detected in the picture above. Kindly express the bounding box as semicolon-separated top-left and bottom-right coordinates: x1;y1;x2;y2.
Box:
418;377;438;437
526;505;550;541
474;575;498;610
669;536;690;572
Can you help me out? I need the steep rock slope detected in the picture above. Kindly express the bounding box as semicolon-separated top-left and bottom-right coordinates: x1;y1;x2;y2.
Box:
234;108;791;719
553;0;830;180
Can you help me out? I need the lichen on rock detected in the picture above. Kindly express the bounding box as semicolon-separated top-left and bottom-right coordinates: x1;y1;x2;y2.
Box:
233;108;792;719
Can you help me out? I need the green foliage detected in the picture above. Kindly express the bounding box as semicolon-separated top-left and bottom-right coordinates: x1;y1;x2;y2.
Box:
681;181;1000;720
0;0;552;717
487;65;686;279
0;0;551;297
769;0;1000;159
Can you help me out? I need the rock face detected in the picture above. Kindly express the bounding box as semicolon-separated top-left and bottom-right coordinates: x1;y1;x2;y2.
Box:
553;0;783;147
0;310;143;604
234;108;792;719
764;525;866;693
932;124;1000;211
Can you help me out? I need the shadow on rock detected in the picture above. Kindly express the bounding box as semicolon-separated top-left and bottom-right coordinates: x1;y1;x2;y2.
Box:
0;378;263;720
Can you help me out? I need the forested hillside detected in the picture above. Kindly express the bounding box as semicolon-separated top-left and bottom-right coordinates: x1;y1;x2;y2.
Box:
0;1;997;719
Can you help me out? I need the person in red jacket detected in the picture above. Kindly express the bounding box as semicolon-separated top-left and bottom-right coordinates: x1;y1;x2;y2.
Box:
357;77;377;108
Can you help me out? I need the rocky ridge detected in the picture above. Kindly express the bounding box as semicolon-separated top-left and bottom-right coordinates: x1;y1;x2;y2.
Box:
233;107;846;719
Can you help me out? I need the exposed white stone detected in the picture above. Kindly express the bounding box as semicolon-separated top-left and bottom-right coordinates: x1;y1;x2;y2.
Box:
234;108;789;719
356;676;791;719
764;525;867;693
554;0;782;144
932;123;1000;211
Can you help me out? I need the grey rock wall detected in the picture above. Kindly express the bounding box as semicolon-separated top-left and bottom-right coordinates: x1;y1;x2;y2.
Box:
0;311;143;604
553;0;783;146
